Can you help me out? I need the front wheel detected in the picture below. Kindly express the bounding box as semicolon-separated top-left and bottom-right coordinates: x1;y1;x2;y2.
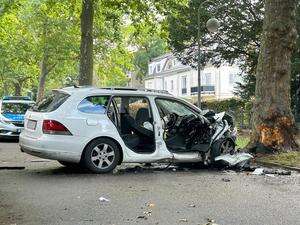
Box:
210;139;235;161
82;138;121;173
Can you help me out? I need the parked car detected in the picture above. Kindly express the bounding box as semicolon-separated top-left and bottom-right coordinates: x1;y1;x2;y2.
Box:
19;86;237;173
0;96;34;139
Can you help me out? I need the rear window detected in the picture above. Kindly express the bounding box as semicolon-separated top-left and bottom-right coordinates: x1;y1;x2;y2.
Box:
78;96;110;114
1;102;33;115
31;91;69;112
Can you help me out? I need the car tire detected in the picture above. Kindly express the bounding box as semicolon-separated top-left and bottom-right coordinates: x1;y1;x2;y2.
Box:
82;138;121;173
210;139;235;163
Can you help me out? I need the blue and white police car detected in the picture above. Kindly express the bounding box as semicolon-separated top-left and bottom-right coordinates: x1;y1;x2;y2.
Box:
0;96;34;139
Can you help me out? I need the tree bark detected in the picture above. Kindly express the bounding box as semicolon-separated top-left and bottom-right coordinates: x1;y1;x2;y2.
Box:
36;55;49;102
78;0;94;86
14;82;21;96
249;0;298;152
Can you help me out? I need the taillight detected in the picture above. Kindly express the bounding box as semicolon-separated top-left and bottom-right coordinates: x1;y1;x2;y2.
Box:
42;120;72;135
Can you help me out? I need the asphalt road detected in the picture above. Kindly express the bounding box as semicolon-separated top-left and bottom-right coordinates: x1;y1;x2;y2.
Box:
0;141;300;225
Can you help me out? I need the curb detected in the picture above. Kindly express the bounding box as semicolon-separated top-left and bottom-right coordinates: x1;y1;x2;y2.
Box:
256;160;300;172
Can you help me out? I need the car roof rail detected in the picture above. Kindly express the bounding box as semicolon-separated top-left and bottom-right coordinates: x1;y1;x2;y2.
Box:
101;87;171;95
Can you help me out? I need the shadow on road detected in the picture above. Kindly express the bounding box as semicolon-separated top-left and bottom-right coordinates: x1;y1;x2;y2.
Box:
0;138;19;143
25;163;218;178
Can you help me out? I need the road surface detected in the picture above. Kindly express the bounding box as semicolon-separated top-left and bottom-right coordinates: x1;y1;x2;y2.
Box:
0;141;299;225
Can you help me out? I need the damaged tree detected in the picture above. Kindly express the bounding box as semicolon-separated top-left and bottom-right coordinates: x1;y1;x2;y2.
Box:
249;0;299;152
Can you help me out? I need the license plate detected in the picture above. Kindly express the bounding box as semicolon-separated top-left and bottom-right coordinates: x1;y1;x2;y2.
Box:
27;120;37;130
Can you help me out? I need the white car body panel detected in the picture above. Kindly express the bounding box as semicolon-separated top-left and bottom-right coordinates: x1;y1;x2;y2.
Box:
19;87;175;163
19;86;233;166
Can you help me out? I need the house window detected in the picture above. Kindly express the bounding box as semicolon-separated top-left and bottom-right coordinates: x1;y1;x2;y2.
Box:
229;73;235;84
149;65;153;75
156;64;161;73
181;76;187;94
202;73;212;85
167;61;172;69
171;80;174;90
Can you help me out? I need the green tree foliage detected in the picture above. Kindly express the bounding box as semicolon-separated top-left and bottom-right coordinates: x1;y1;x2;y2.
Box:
167;0;263;100
131;23;168;80
168;0;300;103
0;0;185;98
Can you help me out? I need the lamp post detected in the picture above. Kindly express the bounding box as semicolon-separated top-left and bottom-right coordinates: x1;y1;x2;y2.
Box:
197;1;220;108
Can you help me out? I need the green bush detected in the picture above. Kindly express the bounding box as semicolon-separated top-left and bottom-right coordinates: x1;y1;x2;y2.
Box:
201;98;253;129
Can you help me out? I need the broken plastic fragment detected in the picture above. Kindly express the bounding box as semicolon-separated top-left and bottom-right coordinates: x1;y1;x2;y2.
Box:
146;202;155;208
221;178;231;182
98;196;110;203
215;153;253;167
252;168;264;175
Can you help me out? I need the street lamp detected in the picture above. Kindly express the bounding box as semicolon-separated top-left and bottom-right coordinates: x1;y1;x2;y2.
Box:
197;1;220;108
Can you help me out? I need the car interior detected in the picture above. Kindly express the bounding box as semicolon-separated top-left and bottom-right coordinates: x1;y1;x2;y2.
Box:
155;98;211;153
108;96;155;153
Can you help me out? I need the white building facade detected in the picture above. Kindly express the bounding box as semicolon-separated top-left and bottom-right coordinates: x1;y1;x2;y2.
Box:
144;53;241;102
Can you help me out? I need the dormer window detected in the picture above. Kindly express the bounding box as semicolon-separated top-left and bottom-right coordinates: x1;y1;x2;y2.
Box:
156;64;161;73
167;60;173;69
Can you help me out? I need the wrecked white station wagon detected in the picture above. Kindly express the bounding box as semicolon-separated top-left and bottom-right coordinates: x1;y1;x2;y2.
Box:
20;86;237;173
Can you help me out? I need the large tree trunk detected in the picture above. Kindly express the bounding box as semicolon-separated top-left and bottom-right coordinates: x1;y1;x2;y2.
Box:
36;56;48;102
14;82;21;96
78;0;94;86
249;0;298;152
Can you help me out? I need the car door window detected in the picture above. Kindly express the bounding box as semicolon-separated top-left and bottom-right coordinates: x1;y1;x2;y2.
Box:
78;96;110;114
155;98;197;117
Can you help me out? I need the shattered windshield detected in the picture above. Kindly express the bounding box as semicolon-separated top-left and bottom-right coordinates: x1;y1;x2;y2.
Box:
1;102;33;115
155;98;197;116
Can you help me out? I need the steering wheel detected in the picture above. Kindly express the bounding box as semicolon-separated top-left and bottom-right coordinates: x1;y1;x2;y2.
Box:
165;112;179;130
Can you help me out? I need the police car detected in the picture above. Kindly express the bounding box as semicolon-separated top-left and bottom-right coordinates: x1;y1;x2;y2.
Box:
0;96;34;138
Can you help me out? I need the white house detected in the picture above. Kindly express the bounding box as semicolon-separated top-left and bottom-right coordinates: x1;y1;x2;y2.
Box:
144;53;242;102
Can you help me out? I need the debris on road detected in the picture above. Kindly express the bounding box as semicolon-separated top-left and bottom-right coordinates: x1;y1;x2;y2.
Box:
188;204;196;208
146;202;155;208
179;218;188;222
263;168;291;175
215;152;253;168
143;211;152;216
98;196;110;203
202;218;219;225
137;215;147;220
221;178;231;182
252;168;264;175
252;168;291;176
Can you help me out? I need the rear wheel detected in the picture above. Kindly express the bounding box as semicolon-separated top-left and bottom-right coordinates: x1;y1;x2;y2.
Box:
82;138;121;173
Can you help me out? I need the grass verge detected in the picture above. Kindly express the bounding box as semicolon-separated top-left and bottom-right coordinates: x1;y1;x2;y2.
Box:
236;136;250;149
257;151;300;168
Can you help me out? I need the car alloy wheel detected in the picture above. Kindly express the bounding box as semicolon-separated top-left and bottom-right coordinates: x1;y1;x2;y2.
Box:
91;144;115;169
82;138;121;173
